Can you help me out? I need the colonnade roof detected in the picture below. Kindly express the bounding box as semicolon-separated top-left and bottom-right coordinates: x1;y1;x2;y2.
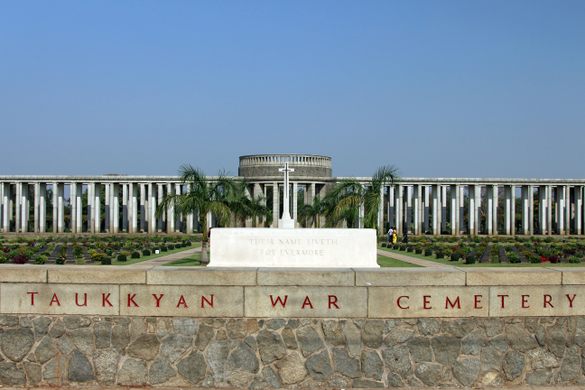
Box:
1;175;585;185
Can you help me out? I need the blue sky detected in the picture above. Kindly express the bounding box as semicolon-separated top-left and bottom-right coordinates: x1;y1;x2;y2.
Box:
0;1;584;178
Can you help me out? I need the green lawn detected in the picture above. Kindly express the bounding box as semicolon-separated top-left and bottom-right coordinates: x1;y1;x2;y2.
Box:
111;243;200;265
377;255;419;267
164;252;202;266
379;246;585;267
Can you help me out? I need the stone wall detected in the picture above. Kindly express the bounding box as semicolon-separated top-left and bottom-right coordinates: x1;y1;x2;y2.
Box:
1;315;584;388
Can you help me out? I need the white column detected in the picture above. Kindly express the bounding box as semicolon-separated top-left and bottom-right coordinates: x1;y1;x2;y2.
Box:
166;183;174;233
70;183;77;233
75;184;82;234
272;182;279;228
539;186;546;235
140;183;147;232
474;185;481;235
186;183;194;232
487;186;493;235
2;183;10;232
406;186;413;233
122;184;128;232
130;183;138;233
377;184;384;235
104;183;111;232
547;186;553;236
441;185;447;234
94;183;101;233
388;185;395;230
87;183;95;233
510;185;516;235
51;182;58;233
358;184;365;229
432;184;440;235
492;184;498;236
39;183;46;233
469;186;475;236
396;185;403;234
20;183;29;232
157;183;164;232
414;185;421;235
459;185;465;235
576;186;583;235
112;183;119;234
528;185;534;235
522;186;529;235
57;183;64;233
293;182;298;228
558;186;565;235
15;182;21;232
423;186;430;233
148;183;156;234
34;182;41;233
450;185;458;235
565;185;571;235
176;183;183;232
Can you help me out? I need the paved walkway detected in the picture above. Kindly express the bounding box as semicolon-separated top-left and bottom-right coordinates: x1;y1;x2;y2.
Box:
138;247;201;266
377;248;456;269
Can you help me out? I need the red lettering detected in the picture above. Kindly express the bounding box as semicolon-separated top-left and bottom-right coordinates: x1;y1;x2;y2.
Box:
270;295;288;308
152;293;164;308
27;291;38;306
566;294;577;308
423;295;432;310
50;293;61;306
201;295;214;308
301;296;314;309
176;295;188;308
445;296;461;309
397;296;410;310
498;294;508;309
75;293;88;307
521;294;530;309
127;293;139;307
544;294;554;308
474;295;483;309
328;295;340;309
102;293;112;307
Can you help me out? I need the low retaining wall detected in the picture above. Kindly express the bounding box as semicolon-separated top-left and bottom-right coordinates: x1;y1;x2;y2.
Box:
1;265;585;387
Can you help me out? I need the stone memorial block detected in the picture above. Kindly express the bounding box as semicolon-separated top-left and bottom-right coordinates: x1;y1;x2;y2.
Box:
210;228;378;268
119;285;243;317
245;286;367;317
1;283;119;315
368;286;490;318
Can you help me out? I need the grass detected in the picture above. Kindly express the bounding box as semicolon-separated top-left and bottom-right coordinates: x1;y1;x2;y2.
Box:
111;243;200;265
164;252;202;267
379;246;585;267
377;255;419;267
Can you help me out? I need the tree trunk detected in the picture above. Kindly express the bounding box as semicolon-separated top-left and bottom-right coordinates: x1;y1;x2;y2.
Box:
200;214;209;264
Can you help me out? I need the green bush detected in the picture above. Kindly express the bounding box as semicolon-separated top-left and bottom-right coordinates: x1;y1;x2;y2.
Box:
142;249;151;256
131;251;141;259
435;251;444;259
55;257;66;265
568;256;582;264
161;246;168;252
34;254;48;264
424;249;433;257
507;251;521;264
101;257;112;265
117;254;127;262
465;252;477;264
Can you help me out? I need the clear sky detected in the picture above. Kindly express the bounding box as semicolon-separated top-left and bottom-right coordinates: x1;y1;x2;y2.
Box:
1;1;584;179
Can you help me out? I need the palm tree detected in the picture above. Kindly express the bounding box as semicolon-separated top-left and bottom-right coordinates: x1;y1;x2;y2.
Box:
298;195;325;228
156;164;233;263
323;165;398;233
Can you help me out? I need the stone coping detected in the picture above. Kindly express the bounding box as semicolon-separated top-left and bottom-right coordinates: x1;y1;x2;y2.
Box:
1;264;584;286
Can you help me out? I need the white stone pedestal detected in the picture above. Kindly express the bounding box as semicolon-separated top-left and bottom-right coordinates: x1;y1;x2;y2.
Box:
209;228;379;268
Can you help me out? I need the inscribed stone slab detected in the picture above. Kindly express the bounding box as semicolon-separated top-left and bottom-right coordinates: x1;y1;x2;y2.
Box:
209;228;378;268
119;285;243;317
245;286;367;317
368;286;490;318
1;283;119;315
489;285;585;317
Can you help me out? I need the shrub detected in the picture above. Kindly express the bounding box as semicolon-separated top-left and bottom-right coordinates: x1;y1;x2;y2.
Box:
424;249;433;257
167;244;175;250
415;248;423;254
568;256;582;264
161;246;168;252
101;257;112;265
12;254;29;264
34;254;48;264
142;249;151;256
55;257;66;265
381;243;387;248
465;252;478;264
117;254;127;262
0;252;8;263
435;251;444;259
507;251;521;264
131;251;141;259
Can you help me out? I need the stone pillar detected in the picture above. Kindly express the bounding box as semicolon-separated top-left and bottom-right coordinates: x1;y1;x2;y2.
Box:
34;182;40;233
414;185;421;235
377;185;384;235
474;185;481;235
130;184;138;234
406;186;413;233
522;186;529;235
450;185;458;235
293;182;298;228
15;182;21;233
94;183;101;233
546;186;553;236
157;184;164;232
175;183;183;232
75;184;82;234
510;185;516;235
70;183;77;233
272;182;279;228
140;184;147;232
112;183;119;234
105;183;111;232
487;186;494;236
538;186;546;235
432;184;440;235
396;185;403;234
459;186;465;235
528;185;534;235
423;186;430;233
558;186;565;235
576;186;583;235
122;184;128;232
166;183;174;234
492;185;498;236
1;183;10;232
564;185;571;234
441;185;447;233
57;183;64;233
148;183;156;234
186;183;194;233
469;186;475;236
388;185;395;230
20;183;29;232
39;183;46;233
51;182;58;233
87;183;95;233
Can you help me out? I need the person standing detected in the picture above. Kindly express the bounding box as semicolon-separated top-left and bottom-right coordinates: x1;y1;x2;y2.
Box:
392;227;398;245
386;226;394;244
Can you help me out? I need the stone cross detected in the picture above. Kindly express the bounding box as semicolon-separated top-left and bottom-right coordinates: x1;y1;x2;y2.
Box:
278;162;295;228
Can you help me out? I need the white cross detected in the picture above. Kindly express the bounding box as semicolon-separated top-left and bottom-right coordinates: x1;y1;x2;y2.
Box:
278;162;295;222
